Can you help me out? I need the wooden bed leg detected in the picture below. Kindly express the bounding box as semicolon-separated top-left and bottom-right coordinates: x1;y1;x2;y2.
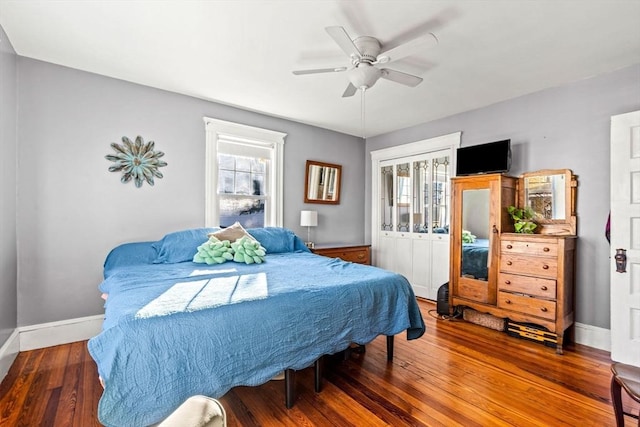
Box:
386;335;394;362
284;369;295;408
314;357;323;392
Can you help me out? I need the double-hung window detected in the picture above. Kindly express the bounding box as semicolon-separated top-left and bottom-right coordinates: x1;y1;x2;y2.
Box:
204;117;286;228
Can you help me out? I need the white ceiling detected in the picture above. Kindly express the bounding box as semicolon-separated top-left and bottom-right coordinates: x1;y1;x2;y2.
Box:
1;0;639;138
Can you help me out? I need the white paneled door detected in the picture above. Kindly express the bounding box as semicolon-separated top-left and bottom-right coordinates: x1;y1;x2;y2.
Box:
610;110;640;367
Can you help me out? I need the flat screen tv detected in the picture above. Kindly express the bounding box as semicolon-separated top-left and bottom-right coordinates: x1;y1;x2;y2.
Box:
456;139;511;176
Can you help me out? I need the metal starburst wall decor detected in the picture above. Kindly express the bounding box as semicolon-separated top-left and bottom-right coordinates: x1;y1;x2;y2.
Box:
105;136;168;188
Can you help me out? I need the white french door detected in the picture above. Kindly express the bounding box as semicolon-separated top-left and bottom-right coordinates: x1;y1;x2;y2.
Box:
610;110;640;366
371;132;461;300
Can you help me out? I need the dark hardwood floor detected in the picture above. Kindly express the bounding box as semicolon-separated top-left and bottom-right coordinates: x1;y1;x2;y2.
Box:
1;299;637;426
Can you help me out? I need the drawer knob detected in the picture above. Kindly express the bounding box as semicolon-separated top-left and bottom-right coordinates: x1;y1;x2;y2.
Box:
506;244;513;249
506;261;512;266
504;280;511;285
505;299;511;304
542;264;549;270
540;307;548;312
357;254;364;259
543;247;550;252
540;286;548;291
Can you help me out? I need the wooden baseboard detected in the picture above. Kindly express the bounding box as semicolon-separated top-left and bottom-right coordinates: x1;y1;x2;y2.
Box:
0;329;20;383
574;322;610;352
19;314;104;352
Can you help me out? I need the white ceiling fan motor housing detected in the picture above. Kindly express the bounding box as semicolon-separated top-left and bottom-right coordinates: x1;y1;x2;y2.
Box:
349;36;383;89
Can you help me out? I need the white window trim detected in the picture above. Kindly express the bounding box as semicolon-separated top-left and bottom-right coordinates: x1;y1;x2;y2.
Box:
204;117;286;227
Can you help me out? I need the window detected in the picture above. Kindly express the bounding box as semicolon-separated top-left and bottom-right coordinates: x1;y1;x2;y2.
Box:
204;117;286;228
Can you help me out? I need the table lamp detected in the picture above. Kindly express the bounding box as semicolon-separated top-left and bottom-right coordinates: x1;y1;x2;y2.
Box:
300;210;318;248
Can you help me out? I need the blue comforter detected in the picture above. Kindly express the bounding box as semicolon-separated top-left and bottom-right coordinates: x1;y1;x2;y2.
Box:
88;249;424;426
462;239;489;280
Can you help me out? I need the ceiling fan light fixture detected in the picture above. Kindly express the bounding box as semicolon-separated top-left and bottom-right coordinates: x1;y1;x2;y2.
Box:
348;63;382;89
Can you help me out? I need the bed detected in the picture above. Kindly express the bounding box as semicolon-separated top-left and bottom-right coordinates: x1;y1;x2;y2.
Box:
461;238;489;280
87;227;425;427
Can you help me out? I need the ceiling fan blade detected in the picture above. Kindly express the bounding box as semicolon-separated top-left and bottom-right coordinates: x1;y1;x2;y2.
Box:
342;83;358;98
380;69;423;87
378;33;438;64
292;66;347;75
337;0;373;37
326;26;362;59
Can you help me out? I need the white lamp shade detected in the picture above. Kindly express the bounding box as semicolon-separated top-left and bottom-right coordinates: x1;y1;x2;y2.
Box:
300;210;318;227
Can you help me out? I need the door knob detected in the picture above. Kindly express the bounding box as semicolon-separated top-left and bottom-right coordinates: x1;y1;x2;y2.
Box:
615;248;627;273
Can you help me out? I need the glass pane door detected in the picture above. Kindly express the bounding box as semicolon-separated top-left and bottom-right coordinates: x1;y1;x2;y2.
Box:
380;165;394;231
432;155;450;234
413;160;429;233
396;162;411;232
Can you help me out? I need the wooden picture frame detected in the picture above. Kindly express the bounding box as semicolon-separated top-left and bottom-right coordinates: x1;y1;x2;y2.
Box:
304;160;341;204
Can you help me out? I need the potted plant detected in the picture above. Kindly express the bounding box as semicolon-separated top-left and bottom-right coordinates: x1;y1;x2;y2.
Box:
507;206;537;234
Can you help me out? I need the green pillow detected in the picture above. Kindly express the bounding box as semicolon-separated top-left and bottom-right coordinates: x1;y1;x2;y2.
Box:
193;237;234;264
231;236;267;264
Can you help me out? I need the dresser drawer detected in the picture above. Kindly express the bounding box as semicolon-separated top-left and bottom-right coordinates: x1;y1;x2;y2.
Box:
498;292;556;321
498;273;556;299
500;254;558;278
312;246;371;265
502;239;557;257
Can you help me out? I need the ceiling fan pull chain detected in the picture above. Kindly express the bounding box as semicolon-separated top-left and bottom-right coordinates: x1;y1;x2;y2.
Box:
361;87;366;139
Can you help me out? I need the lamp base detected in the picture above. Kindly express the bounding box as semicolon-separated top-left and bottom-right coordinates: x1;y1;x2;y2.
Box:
305;241;315;249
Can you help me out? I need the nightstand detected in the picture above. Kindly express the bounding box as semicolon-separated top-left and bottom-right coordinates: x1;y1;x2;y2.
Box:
311;244;371;265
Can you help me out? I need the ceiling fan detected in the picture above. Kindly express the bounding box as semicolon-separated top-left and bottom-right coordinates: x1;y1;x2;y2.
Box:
292;26;438;97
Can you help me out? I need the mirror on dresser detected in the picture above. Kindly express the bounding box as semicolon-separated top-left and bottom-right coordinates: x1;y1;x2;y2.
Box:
519;169;577;235
460;188;491;282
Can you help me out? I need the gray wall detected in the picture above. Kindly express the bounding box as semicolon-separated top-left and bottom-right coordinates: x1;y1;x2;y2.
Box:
16;58;364;326
0;26;17;348
7;25;640;335
366;63;640;330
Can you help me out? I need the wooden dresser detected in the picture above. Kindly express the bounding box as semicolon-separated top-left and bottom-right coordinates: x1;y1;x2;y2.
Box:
499;233;576;353
449;169;578;354
311;244;371;265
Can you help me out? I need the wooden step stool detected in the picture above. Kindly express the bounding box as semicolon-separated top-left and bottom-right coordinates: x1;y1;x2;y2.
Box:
611;362;640;426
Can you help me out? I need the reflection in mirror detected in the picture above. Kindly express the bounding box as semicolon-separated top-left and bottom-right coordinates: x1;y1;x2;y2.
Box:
519;169;577;235
524;174;566;220
461;188;490;281
304;160;341;204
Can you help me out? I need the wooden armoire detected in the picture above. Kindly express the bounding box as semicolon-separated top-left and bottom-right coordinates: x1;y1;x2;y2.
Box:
449;170;577;354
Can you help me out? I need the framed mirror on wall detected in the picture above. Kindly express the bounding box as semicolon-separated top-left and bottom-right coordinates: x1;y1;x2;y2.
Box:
304;160;341;204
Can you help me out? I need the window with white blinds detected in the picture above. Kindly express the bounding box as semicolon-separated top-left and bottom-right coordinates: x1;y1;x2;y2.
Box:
204;117;286;228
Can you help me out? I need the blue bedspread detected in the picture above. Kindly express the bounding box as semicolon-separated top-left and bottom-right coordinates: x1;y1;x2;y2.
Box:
88;250;424;426
462;239;489;280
